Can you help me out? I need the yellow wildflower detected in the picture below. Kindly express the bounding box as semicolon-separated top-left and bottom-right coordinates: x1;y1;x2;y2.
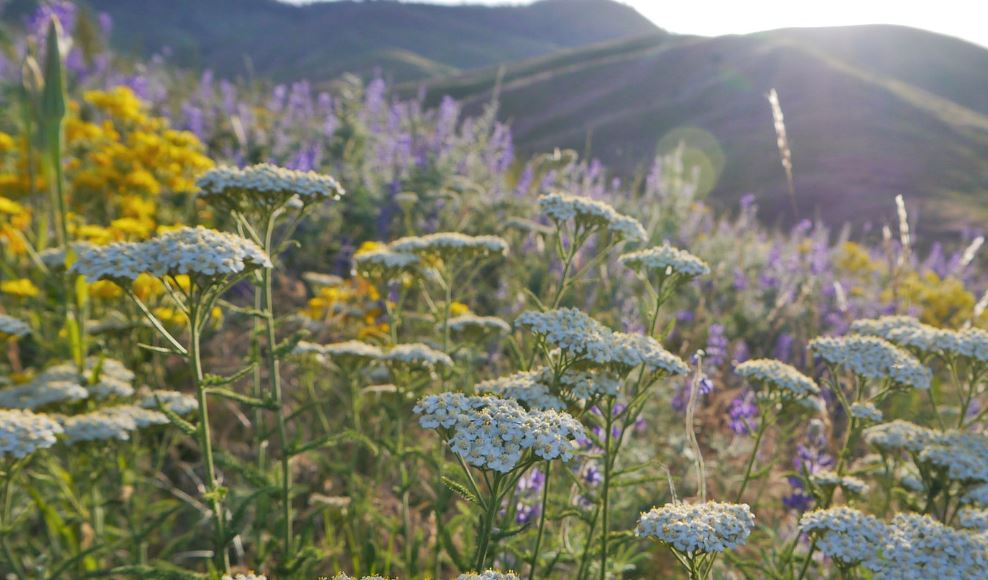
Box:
1;278;40;298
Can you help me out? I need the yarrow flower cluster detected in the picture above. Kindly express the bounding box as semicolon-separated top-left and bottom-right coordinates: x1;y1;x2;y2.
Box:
141;390;198;415
447;314;511;337
390;232;508;261
516;308;688;375
221;574;268;580
557;369;622;399
850;316;988;363
850;316;941;352
59;406;167;444
918;430;988;483
72;226;271;283
875;513;988;577
476;370;565;411
455;572;521;580
537;192;646;241
0;409;63;458
294;340;384;367
413;393;586;472
958;507;988;531
802;508;988;574
197;163;344;209
863;420;936;454
635;501;755;554
619;245;710;280
0;379;88;410
799;507;886;567
0;314;31;338
351;248;419;279
384;343;453;372
962;483;988;506
734;359;819;399
810;470;869;495
0;357;137;409
935;327;988;363
850;402;884;423
808;335;931;390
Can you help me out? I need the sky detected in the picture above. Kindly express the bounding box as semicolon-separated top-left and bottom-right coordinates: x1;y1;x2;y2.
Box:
289;0;988;49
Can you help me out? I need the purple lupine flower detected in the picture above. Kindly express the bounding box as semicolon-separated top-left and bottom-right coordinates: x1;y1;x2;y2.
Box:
182;103;205;141
582;463;603;486
705;324;729;368
633;415;647;433
26;0;77;40
732;341;749;364
517;468;545;495
782;485;814;512
514;164;534;197
98;12;113;36
515;502;541;525
740;193;757;212
671;384;688;413
728;389;758;435
773;333;794;363
733;268;748;291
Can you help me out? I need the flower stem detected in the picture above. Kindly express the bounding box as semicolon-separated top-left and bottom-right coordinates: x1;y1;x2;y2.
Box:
189;301;229;573
1;464;27;580
259;212;293;562
599;398;614;580
734;408;770;503
528;461;551;580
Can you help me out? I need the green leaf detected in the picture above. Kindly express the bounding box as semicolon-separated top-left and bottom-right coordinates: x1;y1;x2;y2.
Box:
152;401;197;436
289;429;378;456
491;523;530;541
203;386;277;409
202;364;256;387
137;342;182;355
41;19;66;125
440;476;479;505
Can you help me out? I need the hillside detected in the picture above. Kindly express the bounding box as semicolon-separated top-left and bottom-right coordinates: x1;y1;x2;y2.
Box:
421;26;988;235
81;0;660;82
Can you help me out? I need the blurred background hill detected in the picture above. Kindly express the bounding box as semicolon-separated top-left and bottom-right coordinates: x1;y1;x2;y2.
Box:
8;0;987;234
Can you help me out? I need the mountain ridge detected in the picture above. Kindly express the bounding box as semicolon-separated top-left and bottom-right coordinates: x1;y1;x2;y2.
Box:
83;0;660;82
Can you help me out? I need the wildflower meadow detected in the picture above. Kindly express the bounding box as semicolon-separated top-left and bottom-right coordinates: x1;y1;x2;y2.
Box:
2;6;988;580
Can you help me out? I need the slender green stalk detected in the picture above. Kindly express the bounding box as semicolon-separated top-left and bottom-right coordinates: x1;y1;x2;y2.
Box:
188;300;230;573
1;464;27;580
528;461;551;580
734;408;770;503
474;474;502;570
599;398;614;580
251;209;294;562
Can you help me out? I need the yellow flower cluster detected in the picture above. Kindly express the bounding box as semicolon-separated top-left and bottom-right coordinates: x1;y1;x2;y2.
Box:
0;278;40;299
0;86;213;252
65;87;213;238
0;196;32;254
302;275;388;339
889;271;983;329
0;132;45;198
835;242;883;275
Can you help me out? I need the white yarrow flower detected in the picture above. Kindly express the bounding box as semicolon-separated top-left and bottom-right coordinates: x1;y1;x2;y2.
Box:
198;163;344;209
0;314;31;338
809;335;931;390
850;402;884;423
635;502;755;554
0;409;63;458
798;507;886;568
537;192;646;242
619;245;710;279
735;359;819;399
